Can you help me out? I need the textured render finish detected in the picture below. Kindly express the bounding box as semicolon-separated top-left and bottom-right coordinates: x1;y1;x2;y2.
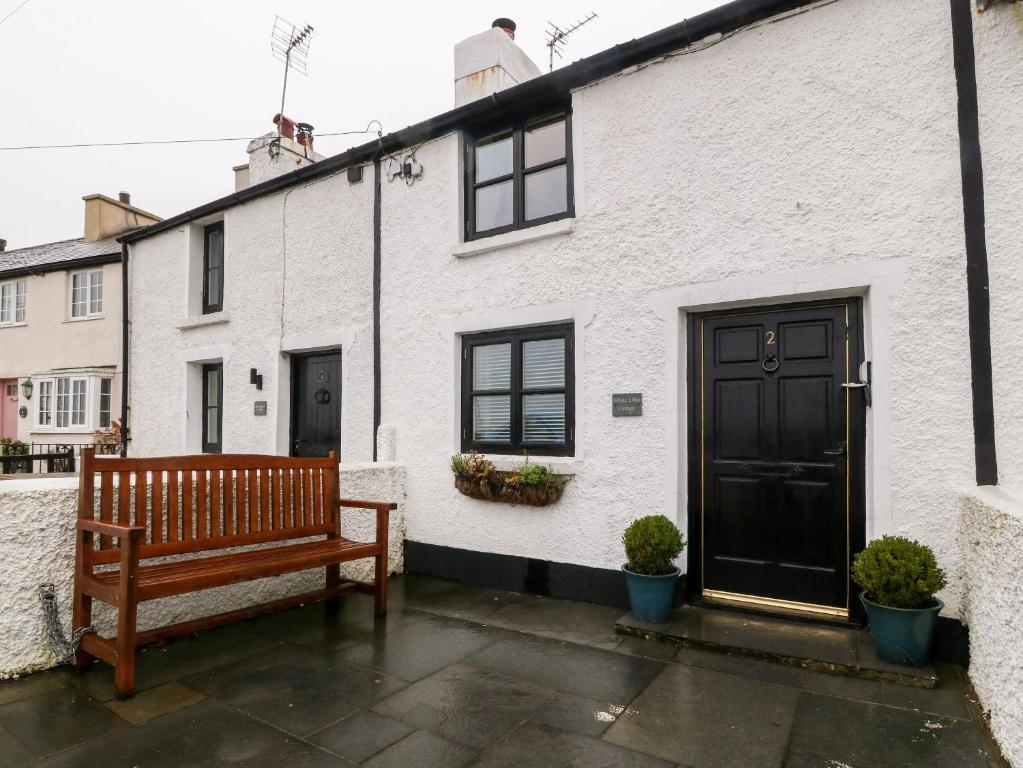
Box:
128;0;983;617
0;464;405;677
381;0;974;613
453;27;541;107
128;169;375;460
959;488;1023;767
974;4;1023;491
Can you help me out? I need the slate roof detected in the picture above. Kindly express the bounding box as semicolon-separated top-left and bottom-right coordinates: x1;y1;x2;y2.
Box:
0;236;121;277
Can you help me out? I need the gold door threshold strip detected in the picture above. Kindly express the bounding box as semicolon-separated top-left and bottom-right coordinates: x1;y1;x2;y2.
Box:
702;589;848;619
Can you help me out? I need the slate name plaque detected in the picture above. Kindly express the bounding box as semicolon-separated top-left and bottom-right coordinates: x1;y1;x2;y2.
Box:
612;393;643;417
253;401;268;416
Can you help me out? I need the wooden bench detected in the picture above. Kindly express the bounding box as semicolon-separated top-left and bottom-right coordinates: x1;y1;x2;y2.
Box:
71;448;396;698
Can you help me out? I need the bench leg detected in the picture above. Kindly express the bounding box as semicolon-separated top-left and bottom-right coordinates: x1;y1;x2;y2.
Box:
374;507;389;617
71;586;93;671
114;598;138;699
325;563;341;616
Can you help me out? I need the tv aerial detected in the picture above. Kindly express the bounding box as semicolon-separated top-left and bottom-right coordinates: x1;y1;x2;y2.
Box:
545;11;598;72
271;16;314;136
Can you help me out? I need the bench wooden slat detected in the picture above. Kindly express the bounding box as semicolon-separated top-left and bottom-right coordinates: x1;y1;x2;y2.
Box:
118;471;130;528
99;472;114;550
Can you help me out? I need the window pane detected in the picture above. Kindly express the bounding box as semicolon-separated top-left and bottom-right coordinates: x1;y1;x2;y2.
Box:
525;165;568;221
206;407;219;443
206;266;221;307
38;381;52;425
99;378;111;428
71;274;86;317
523;338;566;389
56;378;69;428
71;380;87;426
475;135;513;183
89;271;103;313
206;367;221;406
0;284;10;323
522;393;566;443
473;343;510;390
475;180;513;232
15;281;25;322
525;119;565;168
473;395;510;442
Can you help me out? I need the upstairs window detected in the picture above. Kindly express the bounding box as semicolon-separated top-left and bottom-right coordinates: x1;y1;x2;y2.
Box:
465;113;572;241
203;222;224;314
71;269;103;318
0;279;26;325
461;323;574;456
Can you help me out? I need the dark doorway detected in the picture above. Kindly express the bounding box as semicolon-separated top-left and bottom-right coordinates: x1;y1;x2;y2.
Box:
688;300;865;618
290;350;342;458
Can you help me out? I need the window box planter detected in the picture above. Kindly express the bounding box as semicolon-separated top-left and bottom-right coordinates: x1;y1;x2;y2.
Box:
451;452;569;507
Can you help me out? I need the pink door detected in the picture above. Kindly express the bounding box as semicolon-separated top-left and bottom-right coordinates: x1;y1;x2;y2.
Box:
0;380;18;440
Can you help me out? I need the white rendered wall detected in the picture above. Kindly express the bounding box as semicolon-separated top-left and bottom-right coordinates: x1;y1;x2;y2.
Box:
973;4;1023;493
128;170;376;462
380;0;974;614
959;488;1023;767
129;0;981;617
0;464;405;677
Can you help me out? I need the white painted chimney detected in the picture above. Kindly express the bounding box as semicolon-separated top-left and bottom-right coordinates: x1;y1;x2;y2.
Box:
241;114;324;188
454;18;541;108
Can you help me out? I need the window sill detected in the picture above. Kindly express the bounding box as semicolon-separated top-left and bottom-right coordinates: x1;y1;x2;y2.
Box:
63;315;104;323
177;312;229;330
0;322;27;329
477;454;577;475
453;218;574;259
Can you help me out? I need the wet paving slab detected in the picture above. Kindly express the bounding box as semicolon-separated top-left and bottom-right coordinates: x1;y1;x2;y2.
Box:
0;574;1006;767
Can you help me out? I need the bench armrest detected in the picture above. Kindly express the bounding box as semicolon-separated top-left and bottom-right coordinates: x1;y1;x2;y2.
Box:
335;498;397;512
78;519;147;540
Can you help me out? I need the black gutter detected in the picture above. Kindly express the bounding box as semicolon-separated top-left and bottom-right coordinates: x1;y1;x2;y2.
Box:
950;0;997;486
372;159;382;461
0;252;121;280
120;242;130;457
119;0;812;245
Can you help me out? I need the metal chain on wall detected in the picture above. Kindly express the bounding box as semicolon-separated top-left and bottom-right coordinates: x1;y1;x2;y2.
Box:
38;584;93;663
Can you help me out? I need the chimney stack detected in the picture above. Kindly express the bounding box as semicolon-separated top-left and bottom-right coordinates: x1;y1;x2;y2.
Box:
454;18;540;107
239;115;323;189
0;239;6;252
82;193;161;241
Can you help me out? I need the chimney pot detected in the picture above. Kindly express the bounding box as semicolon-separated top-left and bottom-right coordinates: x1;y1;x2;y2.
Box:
118;191;131;205
492;17;516;39
295;122;314;149
272;113;296;140
0;239;6;252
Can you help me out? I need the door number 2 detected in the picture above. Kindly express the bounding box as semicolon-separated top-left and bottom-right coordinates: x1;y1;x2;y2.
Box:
765;330;776;345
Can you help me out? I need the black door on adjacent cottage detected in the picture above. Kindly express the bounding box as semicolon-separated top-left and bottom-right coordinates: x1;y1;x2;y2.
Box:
291;351;342;458
689;300;865;617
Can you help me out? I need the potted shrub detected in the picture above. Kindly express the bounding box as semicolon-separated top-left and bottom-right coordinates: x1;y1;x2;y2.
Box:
622;515;685;623
852;535;946;666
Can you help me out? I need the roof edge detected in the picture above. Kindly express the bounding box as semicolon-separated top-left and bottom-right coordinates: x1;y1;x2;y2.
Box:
0;251;121;280
121;0;813;245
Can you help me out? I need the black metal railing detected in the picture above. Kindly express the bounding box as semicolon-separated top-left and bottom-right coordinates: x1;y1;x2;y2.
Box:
0;442;118;474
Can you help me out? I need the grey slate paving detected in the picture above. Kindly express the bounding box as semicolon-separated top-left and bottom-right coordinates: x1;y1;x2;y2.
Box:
389;574;525;622
308;709;415;764
529;691;624;738
0;673;65;707
43;699;351;767
0;725;36;768
372;663;555;750
485;593;626;650
787;692;998;768
603;663;801;768
476;721;675;768
464;633;665;703
804;670;884;703
363;729;476;768
181;645;406;737
674;645;807;688
0;688;128;758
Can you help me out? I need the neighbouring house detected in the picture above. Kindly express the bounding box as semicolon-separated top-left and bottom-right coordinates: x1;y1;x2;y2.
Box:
120;0;1020;666
0;193;160;449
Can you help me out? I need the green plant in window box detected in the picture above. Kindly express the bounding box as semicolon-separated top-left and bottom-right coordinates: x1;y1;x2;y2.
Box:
451;451;568;506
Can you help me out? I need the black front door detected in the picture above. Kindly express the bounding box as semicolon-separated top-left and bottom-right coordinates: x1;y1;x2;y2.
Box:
691;300;864;615
291;351;342;458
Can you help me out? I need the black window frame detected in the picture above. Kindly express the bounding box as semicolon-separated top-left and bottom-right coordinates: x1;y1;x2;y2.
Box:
201;362;223;454
461;323;574;456
202;221;224;315
464;110;574;242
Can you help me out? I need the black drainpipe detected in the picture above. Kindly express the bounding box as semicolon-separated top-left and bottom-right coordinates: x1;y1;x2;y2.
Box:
950;0;997;486
120;241;130;457
372;158;382;461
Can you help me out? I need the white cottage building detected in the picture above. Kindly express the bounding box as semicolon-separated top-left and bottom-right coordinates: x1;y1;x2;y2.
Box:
121;0;1021;638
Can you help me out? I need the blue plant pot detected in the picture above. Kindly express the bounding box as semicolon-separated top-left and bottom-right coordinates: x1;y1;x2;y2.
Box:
860;592;943;667
623;565;679;623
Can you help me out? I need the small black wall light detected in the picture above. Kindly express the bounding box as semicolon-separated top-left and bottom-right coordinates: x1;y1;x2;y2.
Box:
21;377;33;400
250;368;263;391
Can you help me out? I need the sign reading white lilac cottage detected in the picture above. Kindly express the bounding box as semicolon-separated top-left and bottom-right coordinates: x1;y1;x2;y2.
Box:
121;0;1021;644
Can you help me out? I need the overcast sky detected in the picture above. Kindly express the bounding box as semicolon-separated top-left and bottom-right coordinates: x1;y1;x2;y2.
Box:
0;0;721;249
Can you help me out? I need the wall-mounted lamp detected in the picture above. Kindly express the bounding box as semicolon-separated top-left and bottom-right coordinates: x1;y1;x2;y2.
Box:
21;377;33;400
250;368;263;391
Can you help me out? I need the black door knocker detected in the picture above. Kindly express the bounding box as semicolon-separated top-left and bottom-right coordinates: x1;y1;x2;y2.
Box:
314;389;332;405
762;352;780;373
